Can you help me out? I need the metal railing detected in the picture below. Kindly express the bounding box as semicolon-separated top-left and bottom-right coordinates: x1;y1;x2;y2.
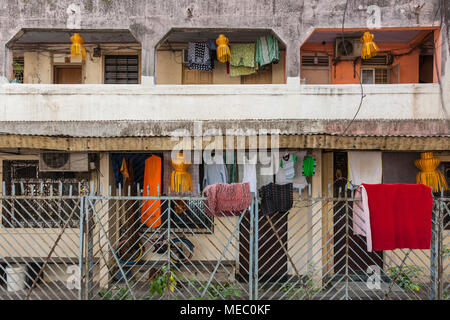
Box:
0;184;448;300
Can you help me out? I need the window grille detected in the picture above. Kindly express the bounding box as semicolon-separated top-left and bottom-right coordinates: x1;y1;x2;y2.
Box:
104;55;139;84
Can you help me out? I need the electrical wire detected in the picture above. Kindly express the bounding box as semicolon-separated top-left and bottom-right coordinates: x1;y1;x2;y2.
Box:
341;0;365;135
163;40;185;65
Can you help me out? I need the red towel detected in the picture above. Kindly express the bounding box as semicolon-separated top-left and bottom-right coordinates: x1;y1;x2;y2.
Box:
362;183;433;251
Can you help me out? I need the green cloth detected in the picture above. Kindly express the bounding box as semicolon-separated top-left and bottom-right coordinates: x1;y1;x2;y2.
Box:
229;43;257;76
302;156;316;177
256;35;279;67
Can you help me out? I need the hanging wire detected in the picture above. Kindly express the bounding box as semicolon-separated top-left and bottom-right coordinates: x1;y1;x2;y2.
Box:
340;0;365;136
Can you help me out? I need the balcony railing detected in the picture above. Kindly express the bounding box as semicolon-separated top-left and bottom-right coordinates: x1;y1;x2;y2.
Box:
0;82;442;122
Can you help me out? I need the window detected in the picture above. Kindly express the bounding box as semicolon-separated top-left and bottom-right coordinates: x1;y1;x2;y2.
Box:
361;54;392;84
300;54;330;84
2;160;88;228
361;68;375;84
12;56;24;83
361;68;388;84
301;55;329;67
104;55;139;84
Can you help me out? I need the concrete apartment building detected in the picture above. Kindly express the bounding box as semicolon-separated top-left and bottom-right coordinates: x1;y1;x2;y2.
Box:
0;0;449;300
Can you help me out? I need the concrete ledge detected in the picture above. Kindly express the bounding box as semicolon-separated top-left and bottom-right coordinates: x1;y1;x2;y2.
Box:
0;83;443;121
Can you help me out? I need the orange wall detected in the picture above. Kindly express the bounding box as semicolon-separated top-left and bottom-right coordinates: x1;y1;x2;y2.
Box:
433;29;441;83
300;39;429;84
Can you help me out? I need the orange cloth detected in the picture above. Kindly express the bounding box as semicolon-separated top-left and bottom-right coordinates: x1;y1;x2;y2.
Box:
141;155;162;228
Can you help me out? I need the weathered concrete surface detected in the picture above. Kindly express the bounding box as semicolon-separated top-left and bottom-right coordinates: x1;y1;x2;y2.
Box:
0;119;448;138
0;0;443;80
0;83;445;121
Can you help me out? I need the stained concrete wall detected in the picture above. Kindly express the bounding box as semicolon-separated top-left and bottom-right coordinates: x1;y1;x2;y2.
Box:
23;52;52;84
0;0;443;84
0;83;443;121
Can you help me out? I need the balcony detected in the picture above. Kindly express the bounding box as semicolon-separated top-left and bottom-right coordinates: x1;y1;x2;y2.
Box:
0;82;442;122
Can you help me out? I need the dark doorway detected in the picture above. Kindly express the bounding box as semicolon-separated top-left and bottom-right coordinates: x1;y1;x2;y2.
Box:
239;210;288;282
332;152;383;280
419;54;434;83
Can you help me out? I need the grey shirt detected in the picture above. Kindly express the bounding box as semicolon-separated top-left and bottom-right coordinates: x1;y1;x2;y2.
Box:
203;156;228;188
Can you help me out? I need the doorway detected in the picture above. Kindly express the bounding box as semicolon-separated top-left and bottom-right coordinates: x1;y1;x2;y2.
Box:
332;152;383;279
238;210;288;282
54;66;82;84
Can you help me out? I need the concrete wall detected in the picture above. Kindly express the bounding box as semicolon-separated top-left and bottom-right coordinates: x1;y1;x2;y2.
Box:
0;82;443;121
84;55;102;84
23;52;52;84
156;50;182;84
0;0;443;83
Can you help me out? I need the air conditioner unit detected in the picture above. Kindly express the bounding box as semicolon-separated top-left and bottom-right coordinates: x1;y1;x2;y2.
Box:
39;152;89;172
335;38;362;59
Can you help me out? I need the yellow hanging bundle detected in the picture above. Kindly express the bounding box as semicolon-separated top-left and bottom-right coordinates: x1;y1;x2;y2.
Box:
216;34;231;63
360;31;379;60
70;33;87;61
170;152;193;193
414;152;448;193
170;152;193;214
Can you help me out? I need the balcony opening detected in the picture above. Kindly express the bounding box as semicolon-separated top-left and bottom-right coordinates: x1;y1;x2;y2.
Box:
155;28;286;85
300;27;439;85
6;28;141;84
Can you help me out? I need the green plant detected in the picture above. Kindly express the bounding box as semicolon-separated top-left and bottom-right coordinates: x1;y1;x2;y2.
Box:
149;266;177;296
189;280;242;300
98;285;132;300
280;277;320;299
387;265;423;292
280;264;320;300
443;245;450;257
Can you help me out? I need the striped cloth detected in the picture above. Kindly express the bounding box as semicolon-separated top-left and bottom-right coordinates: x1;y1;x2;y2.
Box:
256;35;279;67
280;154;296;180
258;182;293;216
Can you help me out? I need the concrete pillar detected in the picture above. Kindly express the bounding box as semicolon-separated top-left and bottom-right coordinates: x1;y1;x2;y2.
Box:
140;36;155;85
98;153;113;288
285;40;300;86
310;149;323;285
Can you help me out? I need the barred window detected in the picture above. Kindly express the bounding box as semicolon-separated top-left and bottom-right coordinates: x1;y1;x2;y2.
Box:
104;55;139;84
1;160;88;228
12;56;24;83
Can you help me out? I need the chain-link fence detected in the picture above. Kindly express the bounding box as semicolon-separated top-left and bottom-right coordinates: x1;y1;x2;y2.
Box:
0;185;448;300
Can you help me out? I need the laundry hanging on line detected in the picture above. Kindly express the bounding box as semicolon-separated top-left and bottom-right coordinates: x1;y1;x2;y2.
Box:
275;151;307;190
256;35;279;68
141;155;162;228
353;183;433;252
258;182;293;216
347;151;382;189
187;42;213;71
110;153;153;188
353;185;373;251
203;154;228;188
229;43;257;76
202;182;252;217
